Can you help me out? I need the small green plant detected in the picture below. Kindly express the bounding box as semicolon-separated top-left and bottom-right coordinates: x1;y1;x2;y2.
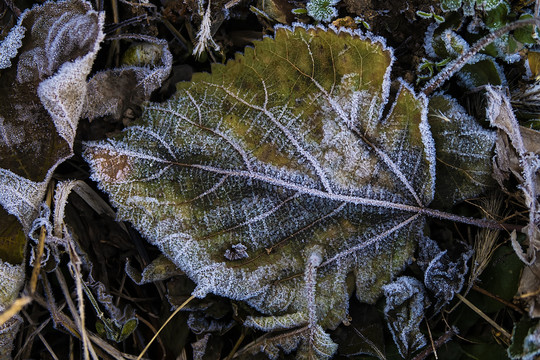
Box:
306;0;339;22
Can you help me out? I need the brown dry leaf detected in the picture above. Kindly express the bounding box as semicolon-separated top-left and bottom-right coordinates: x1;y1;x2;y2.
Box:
485;86;540;318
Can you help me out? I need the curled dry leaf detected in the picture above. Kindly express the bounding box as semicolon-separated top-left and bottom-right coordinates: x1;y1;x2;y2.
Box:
83;35;173;122
417;236;472;313
0;0;104;234
84;25;498;357
382;276;427;358
0;0;104;186
0;0;104;356
485;86;540;317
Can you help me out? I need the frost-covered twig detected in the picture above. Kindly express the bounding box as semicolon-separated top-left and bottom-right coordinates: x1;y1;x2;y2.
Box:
193;0;220;57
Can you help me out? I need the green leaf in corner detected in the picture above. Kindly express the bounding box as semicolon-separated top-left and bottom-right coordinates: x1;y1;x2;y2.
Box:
508;318;540;360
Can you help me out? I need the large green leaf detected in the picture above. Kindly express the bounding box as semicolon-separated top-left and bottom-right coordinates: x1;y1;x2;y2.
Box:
84;25;492;357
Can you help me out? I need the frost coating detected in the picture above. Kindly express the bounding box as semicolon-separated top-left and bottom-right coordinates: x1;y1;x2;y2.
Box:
0;260;25;306
0;0;105;185
0;260;24;359
428;94;496;205
0;1;106;356
0;25;25;70
85;25;436;357
83;36;172;121
383;276;427;358
418;237;472;312
0;169;46;230
486;86;540;265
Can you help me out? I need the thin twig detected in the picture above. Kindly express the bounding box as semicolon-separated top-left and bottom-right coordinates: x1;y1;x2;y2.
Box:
29;181;54;294
412;327;457;360
425;318;438;360
472;285;524;314
136;295;195;360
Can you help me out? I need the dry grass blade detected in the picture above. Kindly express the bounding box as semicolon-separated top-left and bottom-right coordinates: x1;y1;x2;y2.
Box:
224;328;247;360
136;294;195;360
468;194;504;289
54;266;99;360
0;296;31;326
34;289;139;360
29;181;54;294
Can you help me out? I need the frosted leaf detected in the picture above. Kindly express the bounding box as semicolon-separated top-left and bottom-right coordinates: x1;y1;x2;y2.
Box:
0;260;24;359
440;0;462;12
418;236;472;312
245;312;308;332
457;54;506;89
0;1;105;355
83;36;172;121
508;319;540;360
440;0;503;13
427;28;469;60
0;0;104;185
0;169;45;230
297;325;338;360
192;333;211;360
187;312;235;334
382;276;427;358
485;86;540;264
0;24;25;70
0;260;25;306
125;255;183;285
0;314;22;360
236;324;337;360
428;94;496;206
0;0;105;253
85;25;443;356
224;243;249;260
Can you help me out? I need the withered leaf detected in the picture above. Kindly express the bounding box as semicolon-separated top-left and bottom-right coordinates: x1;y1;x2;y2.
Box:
0;1;104;355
